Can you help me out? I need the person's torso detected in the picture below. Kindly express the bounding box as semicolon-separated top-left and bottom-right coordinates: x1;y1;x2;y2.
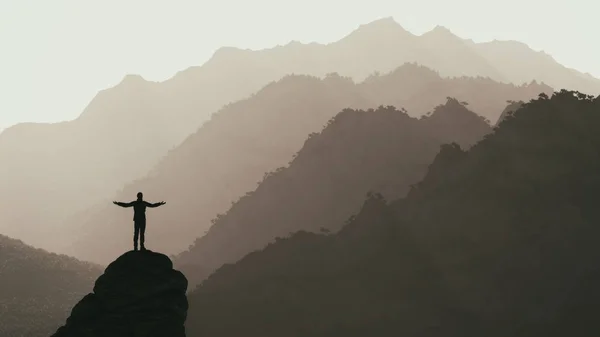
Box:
132;200;147;221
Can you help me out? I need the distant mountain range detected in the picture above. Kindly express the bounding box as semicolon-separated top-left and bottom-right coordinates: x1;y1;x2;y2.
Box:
0;235;101;337
0;16;588;254
60;64;550;264
196;17;600;94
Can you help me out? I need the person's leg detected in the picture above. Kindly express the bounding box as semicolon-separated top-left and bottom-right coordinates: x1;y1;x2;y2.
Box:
133;221;140;251
140;219;147;250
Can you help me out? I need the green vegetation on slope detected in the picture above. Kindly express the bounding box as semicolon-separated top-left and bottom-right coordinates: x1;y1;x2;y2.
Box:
186;90;600;337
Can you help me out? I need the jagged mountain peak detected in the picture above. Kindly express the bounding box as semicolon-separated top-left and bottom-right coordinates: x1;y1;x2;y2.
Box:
117;73;150;87
431;25;453;34
423;97;493;133
361;16;403;28
420;24;463;42
341;17;413;42
432;96;480;114
121;73;146;81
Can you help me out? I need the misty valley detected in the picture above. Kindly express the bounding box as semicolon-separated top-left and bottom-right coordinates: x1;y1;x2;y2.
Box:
1;16;600;337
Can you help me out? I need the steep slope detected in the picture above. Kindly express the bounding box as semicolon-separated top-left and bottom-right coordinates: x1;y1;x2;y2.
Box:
185;90;600;337
495;100;524;126
416;25;506;81
0;235;101;337
52;250;188;337
472;40;600;93
176;99;491;287
64;65;549;264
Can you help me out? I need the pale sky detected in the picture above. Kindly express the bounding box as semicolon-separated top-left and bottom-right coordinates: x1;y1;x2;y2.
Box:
0;0;597;131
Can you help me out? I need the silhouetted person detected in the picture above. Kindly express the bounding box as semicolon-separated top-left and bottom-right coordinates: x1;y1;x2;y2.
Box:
113;192;166;251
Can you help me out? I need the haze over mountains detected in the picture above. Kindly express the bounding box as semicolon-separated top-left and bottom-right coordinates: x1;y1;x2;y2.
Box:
186;91;600;336
1;15;599;337
197;17;600;93
61;65;550;265
0;17;593;255
174;98;492;287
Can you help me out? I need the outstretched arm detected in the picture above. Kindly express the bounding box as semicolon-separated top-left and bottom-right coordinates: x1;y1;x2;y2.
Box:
145;201;166;208
113;201;134;208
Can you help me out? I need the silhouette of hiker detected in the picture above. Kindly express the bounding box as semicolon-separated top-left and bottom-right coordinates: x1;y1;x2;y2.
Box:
113;192;166;251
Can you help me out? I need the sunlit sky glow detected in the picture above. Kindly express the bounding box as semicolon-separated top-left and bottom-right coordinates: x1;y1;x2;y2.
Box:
1;0;597;130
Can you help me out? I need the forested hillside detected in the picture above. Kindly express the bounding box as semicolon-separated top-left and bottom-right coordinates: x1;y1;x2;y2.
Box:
0;235;101;337
177;98;491;287
186;90;600;337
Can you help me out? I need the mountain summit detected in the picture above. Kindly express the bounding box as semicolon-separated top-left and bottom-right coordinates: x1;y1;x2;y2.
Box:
52;250;188;337
345;16;411;39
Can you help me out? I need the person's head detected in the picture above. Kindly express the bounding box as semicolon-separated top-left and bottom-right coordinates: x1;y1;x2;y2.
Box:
137;192;143;200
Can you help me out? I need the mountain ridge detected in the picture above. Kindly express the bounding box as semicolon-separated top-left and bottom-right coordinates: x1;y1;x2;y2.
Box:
190;17;599;91
184;90;600;337
174;97;492;287
0;16;581;255
62;64;551;264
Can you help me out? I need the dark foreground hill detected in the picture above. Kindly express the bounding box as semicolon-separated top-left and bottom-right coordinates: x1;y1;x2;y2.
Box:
176;98;491;287
0;235;101;337
52;250;188;337
65;64;550;264
185;90;600;337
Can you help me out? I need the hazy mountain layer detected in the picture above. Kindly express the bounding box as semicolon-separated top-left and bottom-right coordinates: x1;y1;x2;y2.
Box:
186;90;600;337
0;235;101;337
0;16;587;254
175;98;491;287
65;65;550;264
193;17;600;93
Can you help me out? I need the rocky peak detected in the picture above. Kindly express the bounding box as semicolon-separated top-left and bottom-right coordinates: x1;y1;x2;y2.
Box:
52;250;188;337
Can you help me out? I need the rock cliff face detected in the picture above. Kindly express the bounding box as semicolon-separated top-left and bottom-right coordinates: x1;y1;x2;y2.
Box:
52;250;188;337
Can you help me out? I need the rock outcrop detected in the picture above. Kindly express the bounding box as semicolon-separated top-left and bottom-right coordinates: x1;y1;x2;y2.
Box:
52;250;188;337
